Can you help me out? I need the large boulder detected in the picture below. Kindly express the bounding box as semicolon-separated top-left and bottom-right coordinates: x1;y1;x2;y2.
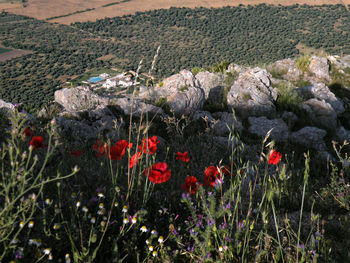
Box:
301;99;337;130
55;86;110;112
296;83;344;115
227;68;277;118
114;98;165;118
153;70;205;115
268;58;302;82
195;71;225;101
248;116;289;142
212;112;243;136
308;56;330;82
0;99;15;110
290;126;327;151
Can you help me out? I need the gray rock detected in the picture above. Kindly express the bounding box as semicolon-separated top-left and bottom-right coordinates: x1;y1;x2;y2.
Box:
192;110;214;123
227;67;277;118
268;58;302;82
336;126;350;144
308;56;330;82
212;112;243;136
290;126;327;151
154;70;205;115
0;99;15;110
301;98;337;130
313;83;344;114
114;98;164;118
55;86;110;112
281;111;299;128
195;71;224;100
248;116;289;142
55;117;98;140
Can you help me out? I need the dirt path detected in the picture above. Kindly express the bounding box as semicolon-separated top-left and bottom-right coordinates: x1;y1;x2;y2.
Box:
0;48;32;62
1;0;349;24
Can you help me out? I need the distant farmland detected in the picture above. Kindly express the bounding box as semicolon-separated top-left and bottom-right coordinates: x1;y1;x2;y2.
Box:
1;0;350;24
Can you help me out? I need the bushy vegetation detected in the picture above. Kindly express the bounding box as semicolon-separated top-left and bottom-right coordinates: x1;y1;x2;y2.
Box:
1;4;350;112
0;102;349;262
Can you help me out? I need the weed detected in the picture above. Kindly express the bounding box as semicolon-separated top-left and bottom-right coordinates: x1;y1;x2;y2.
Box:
296;55;311;73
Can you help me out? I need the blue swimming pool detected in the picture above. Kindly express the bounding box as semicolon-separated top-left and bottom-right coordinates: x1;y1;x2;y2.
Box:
89;76;103;83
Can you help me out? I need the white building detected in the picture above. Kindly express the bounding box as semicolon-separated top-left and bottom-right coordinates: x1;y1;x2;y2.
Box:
102;79;117;89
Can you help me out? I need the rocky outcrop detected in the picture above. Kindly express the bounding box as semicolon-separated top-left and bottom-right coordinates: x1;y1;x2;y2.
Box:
268;58;302;82
55;86;110;112
153;70;205;115
0;99;15;110
290;126;327;151
195;71;224;100
212;112;243;136
227;67;277;118
248;116;289;142
301;98;338;130
308;56;330;82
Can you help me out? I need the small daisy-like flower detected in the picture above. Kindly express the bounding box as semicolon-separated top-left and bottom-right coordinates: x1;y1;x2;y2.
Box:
71;192;77;198
131;217;137;224
122;206;128;213
158;236;164;244
100;221;106;227
65;254;70;259
76;201;81;208
97;193;104;198
53;223;60;230
145;239;150;244
114;202;118;207
218;246;223;252
65;254;71;263
98;203;104;209
91;217;96;224
152;251;157;257
48;254;53;260
123;218;129;224
151;229;157;236
140;226;148;232
43;248;51;255
11;238;19;244
28;221;34;228
149;246;154;251
97;209;105;215
45;198;51;205
19;221;25;228
82;206;88;213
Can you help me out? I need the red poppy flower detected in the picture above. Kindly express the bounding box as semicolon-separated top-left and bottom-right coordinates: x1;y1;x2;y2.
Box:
24;127;32;137
139;136;159;155
145;162;171;184
29;136;45;150
108;140;133;160
204;166;221;187
176;151;190;163
70;150;82;157
92;140;108;158
129;151;142;168
268;150;282;165
182;176;199;194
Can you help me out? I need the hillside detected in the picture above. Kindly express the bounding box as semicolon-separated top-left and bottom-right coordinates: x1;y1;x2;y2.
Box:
1;4;350;112
1;53;350;262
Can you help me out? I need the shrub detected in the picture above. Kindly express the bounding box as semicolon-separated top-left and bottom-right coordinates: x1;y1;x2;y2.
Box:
296;55;311;72
275;82;303;112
